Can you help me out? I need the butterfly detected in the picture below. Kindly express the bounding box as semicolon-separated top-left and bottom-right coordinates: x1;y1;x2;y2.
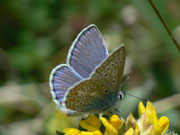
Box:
49;24;125;116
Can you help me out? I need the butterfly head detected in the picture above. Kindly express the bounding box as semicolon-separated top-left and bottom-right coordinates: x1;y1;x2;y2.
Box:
118;91;125;100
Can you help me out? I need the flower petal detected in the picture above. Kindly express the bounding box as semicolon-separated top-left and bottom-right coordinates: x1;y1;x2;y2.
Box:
146;101;158;124
63;128;81;135
92;130;103;135
138;101;146;116
157;116;169;134
80;131;93;135
126;114;140;135
80;130;103;135
137;113;149;132
124;128;134;135
126;114;137;129
100;117;117;134
109;115;123;130
141;125;156;135
80;115;101;132
134;123;140;135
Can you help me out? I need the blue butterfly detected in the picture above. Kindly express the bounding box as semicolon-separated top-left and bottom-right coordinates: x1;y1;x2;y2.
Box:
49;24;125;116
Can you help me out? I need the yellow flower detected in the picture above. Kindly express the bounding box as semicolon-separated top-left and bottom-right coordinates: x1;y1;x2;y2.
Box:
81;130;103;135
61;101;171;135
63;115;102;135
125;114;140;135
79;115;101;132
100;115;123;135
138;101;169;135
124;128;135;135
63;128;102;135
63;128;81;135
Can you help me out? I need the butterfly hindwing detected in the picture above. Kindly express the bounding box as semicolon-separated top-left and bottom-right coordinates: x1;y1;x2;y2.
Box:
90;45;125;92
63;79;118;112
67;24;109;78
49;64;82;106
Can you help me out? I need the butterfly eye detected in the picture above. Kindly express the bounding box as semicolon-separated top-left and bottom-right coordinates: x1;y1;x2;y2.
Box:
119;91;124;99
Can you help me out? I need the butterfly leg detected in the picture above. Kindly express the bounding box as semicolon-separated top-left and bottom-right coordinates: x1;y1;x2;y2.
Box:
108;110;115;115
112;108;124;120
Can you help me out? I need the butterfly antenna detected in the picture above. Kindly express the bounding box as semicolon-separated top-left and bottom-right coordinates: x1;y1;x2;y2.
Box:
122;90;148;102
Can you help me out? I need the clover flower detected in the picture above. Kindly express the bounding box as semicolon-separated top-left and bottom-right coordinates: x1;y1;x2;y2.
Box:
58;101;173;135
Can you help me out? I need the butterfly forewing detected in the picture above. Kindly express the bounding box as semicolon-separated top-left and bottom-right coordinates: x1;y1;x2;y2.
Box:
67;24;109;78
63;79;118;112
90;45;125;92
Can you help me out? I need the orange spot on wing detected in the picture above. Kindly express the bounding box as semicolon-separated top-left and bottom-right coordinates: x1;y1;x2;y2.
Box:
75;89;79;92
71;89;78;96
70;97;76;102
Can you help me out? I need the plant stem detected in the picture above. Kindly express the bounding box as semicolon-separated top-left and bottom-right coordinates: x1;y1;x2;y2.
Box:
148;0;180;52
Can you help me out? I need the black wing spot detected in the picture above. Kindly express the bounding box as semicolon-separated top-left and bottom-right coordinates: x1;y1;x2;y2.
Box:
101;84;104;88
107;67;110;71
112;80;116;83
104;73;108;77
104;90;109;93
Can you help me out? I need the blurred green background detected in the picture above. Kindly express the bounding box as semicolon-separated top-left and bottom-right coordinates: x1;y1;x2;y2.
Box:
0;0;180;134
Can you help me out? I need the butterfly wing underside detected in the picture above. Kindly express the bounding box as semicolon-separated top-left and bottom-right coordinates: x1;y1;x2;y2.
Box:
67;24;109;78
91;45;125;92
62;79;117;112
49;64;82;107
